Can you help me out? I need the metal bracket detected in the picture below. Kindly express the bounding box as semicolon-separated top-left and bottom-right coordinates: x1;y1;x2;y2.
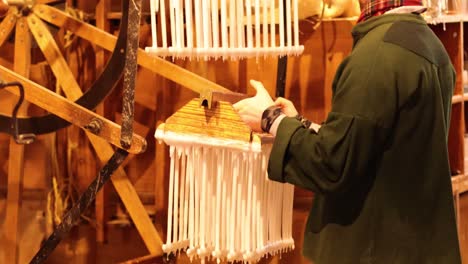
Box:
84;117;104;134
199;89;248;109
0;80;36;144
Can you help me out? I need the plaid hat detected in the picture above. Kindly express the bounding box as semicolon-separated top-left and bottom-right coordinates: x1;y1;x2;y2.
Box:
357;0;424;22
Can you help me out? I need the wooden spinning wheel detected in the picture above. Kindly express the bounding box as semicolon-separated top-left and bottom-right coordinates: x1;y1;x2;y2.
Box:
0;1;164;262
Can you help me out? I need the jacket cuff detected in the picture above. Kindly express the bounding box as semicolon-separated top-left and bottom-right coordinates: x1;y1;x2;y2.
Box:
268;117;303;182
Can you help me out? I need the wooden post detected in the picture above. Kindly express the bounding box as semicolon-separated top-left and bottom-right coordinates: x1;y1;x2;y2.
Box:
95;0;111;244
4;17;31;264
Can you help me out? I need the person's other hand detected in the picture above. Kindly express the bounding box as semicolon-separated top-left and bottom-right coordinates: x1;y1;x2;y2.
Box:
275;97;298;117
233;80;274;132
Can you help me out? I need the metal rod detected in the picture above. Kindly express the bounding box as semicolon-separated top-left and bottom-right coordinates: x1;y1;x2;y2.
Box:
29;148;129;264
0;81;35;144
275;0;290;98
120;0;142;149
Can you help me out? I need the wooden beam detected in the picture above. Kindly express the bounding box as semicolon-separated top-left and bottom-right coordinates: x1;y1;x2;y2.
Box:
26;14;83;101
0;9;18;48
3;17;31;264
0;65;147;154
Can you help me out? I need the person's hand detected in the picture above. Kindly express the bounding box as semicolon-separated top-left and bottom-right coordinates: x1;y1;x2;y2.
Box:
275;97;298;117
233;80;274;132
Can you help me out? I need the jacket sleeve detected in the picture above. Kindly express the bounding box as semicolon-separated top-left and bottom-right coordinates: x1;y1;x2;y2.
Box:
268;113;390;194
267;48;400;195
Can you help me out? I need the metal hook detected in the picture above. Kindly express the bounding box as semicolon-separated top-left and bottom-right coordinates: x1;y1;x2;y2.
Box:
0;80;36;144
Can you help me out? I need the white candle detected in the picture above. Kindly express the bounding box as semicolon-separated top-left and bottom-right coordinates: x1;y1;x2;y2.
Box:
262;146;271;254
246;0;253;49
214;149;222;257
270;0;275;48
221;150;232;259
239;154;247;255
183;148;190;243
195;0;203;50
228;153;239;260
179;149;187;243
166;146;175;247
252;154;259;260
278;0;285;47
288;184;295;247
255;152;263;256
237;0;244;50
293;0;299;47
266;179;273;252
199;148;207;254
211;0;219;49
221;0;228;50
185;0;194;48
169;0;176;48
202;0;211;52
160;0;167;48
237;154;246;258
263;0;268;48
245;153;254;258
187;147;196;259
173;148;180;245
194;148;201;249
284;184;290;248
207;149;215;255
286;0;292;48
276;183;283;249
223;150;232;260
255;0;261;49
176;0;184;49
229;0;236;49
150;0;158;48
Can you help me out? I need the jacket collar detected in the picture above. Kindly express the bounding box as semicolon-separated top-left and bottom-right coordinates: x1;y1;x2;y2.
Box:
351;13;426;47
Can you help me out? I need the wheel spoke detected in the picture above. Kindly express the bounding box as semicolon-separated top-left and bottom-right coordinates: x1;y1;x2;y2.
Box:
14;17;31;77
0;9;18;48
3;16;32;264
27;13;82;100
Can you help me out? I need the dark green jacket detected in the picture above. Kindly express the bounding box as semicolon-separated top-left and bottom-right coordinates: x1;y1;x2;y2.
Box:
268;14;461;263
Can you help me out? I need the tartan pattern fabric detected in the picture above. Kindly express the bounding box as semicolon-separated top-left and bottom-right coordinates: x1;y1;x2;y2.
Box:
357;0;424;22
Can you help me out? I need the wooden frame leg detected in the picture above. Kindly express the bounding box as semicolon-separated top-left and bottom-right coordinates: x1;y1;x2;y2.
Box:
3;16;31;264
95;0;111;244
4;140;25;264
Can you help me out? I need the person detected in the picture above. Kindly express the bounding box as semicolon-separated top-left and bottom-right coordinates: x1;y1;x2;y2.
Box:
233;0;462;263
